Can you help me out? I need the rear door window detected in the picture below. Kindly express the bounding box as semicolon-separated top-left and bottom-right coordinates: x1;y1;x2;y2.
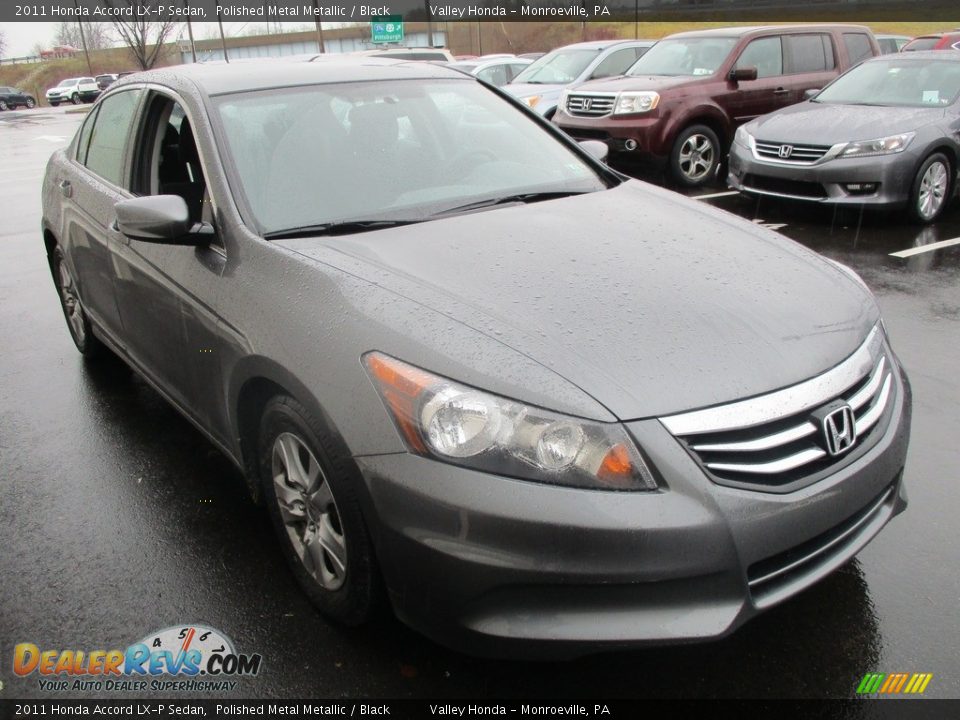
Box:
843;33;874;65
83;89;142;187
784;34;835;73
735;37;783;78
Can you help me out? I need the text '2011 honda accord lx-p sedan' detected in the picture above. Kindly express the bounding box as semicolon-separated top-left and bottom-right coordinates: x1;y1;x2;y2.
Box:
42;59;911;658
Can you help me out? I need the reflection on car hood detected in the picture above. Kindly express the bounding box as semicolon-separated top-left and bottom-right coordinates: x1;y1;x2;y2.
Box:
504;83;564;99
571;75;702;94
279;182;878;419
748;101;944;145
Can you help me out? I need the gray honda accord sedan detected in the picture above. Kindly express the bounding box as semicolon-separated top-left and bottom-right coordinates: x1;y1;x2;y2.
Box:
729;51;960;223
42;59;911;658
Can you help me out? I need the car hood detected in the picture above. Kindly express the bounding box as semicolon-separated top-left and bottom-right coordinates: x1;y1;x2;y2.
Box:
747;101;943;144
278;182;878;420
504;82;565;99
571;74;704;94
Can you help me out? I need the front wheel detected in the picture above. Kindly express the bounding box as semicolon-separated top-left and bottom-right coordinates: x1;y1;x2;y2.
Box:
258;396;379;626
53;247;104;357
71;93;80;105
50;101;60;107
910;153;953;224
25;97;36;109
669;125;721;188
0;100;7;111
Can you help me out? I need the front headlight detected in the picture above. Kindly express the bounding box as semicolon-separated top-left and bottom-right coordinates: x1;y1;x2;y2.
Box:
733;125;753;148
364;353;658;491
522;95;541;110
840;133;915;159
613;91;659;115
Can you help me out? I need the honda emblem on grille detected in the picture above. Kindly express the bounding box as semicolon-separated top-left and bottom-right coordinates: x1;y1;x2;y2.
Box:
822;405;857;456
778;145;794;159
583;98;593;111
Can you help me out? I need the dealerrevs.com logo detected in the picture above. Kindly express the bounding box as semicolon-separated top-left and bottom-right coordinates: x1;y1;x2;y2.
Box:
13;625;263;693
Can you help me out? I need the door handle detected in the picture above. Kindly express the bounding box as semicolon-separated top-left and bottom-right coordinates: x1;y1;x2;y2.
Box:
773;87;789;96
59;179;72;198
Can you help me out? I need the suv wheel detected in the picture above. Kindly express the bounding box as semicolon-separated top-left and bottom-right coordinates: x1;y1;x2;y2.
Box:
259;396;379;626
71;93;80;105
25;98;35;109
0;100;7;111
53;247;104;357
910;153;953;224
670;125;720;188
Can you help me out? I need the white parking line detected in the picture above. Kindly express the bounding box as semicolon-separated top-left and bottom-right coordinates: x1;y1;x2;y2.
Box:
692;190;740;200
889;236;960;258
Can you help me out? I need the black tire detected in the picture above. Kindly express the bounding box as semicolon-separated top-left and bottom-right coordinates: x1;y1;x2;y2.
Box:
50;101;60;107
52;247;105;358
258;395;379;626
25;97;36;109
71;93;80;105
669;124;721;188
0;100;7;111
909;152;953;224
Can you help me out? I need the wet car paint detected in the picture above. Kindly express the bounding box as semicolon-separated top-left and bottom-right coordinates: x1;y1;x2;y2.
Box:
1;108;958;698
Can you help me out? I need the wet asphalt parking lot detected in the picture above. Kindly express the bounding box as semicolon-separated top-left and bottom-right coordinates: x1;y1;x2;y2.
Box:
1;106;958;701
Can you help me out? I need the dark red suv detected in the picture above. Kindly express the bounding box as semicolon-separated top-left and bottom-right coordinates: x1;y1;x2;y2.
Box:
553;25;880;186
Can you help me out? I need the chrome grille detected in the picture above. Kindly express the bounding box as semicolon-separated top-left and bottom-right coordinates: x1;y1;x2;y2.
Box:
661;326;896;492
755;140;832;164
565;93;616;117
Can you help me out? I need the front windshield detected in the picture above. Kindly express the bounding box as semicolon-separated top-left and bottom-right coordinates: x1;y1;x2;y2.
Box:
627;37;737;77
215;79;607;235
57;79;76;87
511;49;601;84
815;59;960;107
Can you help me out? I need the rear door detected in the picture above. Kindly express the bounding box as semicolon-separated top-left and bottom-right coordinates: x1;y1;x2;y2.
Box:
57;88;143;340
781;33;839;104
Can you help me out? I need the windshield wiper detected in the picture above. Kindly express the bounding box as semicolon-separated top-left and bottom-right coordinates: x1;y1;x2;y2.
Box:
262;219;418;240
431;191;590;219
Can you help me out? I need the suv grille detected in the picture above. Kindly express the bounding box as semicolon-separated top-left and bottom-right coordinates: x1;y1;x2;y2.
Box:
566;93;616;117
755;140;832;164
661;326;895;492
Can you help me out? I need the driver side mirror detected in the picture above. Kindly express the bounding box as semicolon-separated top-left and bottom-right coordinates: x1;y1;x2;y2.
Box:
729;67;758;83
115;195;214;246
578;139;609;164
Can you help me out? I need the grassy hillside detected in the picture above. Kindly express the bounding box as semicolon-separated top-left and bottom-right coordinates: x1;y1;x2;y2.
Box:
0;46;177;106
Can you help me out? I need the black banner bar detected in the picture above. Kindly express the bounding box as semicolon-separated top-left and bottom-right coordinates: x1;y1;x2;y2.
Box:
3;0;960;23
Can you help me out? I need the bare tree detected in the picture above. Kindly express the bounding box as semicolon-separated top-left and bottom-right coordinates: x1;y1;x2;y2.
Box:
54;22;115;51
106;2;180;70
0;28;7;61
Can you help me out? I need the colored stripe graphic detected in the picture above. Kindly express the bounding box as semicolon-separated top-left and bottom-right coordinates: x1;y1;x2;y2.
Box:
857;672;933;695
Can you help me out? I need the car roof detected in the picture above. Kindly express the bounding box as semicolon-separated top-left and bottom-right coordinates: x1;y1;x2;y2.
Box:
864;49;960;61
666;24;873;39
553;39;656;51
115;57;470;96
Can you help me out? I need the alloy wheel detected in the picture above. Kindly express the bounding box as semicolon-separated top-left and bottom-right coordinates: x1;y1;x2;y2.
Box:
271;431;347;591
0;100;7;111
918;161;948;221
25;98;35;109
58;261;86;344
678;133;716;183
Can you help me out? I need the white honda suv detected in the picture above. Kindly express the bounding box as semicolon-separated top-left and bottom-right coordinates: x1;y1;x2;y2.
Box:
45;77;100;106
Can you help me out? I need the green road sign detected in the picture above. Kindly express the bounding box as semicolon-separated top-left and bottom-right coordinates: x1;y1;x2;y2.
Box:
371;17;404;44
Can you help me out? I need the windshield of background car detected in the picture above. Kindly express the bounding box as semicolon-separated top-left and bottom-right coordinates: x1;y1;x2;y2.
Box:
815;59;960;107
903;38;939;51
627;37;737;77
511;49;601;84
214;79;608;234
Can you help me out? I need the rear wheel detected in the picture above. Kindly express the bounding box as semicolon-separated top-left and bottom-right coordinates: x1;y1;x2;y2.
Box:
669;125;720;188
258;396;379;626
910;153;953;224
53;247;104;357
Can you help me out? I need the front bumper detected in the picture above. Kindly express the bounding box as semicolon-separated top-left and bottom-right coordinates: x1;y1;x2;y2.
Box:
728;140;919;208
554;110;670;160
356;361;911;658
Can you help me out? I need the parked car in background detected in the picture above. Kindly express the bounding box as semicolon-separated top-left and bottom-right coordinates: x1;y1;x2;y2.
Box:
553;25;880;186
729;52;960;223
902;32;960;52
449;56;533;86
95;74;118;90
42;58;911;658
875;34;911;54
0;86;36;110
505;40;657;119
45;77;99;106
363;47;455;62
